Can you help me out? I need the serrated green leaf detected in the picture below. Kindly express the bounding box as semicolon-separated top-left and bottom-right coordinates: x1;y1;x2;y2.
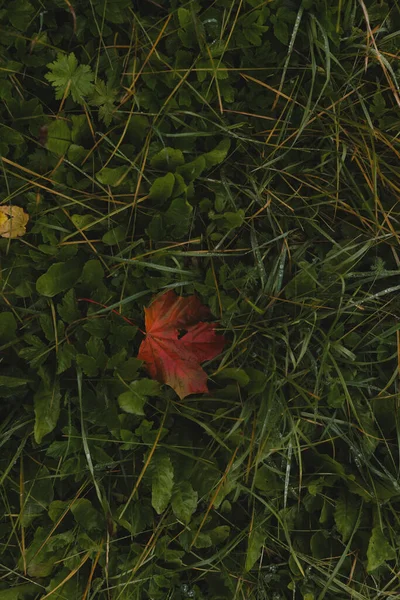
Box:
86;336;107;368
171;481;198;524
116;357;142;380
57;289;80;323
89;79;118;125
150;452;174;514
45;53;94;103
76;354;98;377
56;343;76;374
0;375;31;388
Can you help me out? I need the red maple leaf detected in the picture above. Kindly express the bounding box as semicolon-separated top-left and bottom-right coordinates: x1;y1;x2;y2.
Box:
138;290;225;399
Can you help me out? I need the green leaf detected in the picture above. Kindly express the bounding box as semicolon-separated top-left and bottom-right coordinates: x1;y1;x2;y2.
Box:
116;357;142;380
334;492;359;542
0;375;30;388
367;526;396;572
68;144;86;163
94;0;132;23
150;147;185;171
102;225;126;245
285;261;317;299
273;18;289;45
96;166;129;186
89;79;118;125
178;7;191;29
223;210;245;229
176;156;206;183
45;53;94;103
57;289;80;323
127;115;149;145
36;260;83;297
208;525;230;545
70;498;103;532
118;379;161;415
165;197;193;239
46;119;71;155
21;465;54;526
83;319;110;338
34;380;61;444
149;172;175;203
215;367;249;387
245;527;265;571
150;452;174;514
86;336;107;368
146;214;165;242
0;312;17;343
0;126;24;145
76;354;98;377
56;343;76;374
171;481;198;524
204;139;231;168
193;532;212;548
0;584;39;599
8;0;34;31
81;259;104;288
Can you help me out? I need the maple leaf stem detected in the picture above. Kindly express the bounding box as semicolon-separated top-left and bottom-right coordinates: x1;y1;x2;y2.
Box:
77;298;144;332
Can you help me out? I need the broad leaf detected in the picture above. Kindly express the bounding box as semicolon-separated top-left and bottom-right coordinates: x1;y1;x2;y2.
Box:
118;379;161;415
34;380;61;444
245;527;265;571
0;312;17;343
149;172;175;203
334;492;359;542
36;260;82;297
367;526;396;572
171;481;198;524
150;452;174;514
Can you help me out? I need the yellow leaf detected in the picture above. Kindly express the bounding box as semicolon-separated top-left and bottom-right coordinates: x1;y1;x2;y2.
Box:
0;206;29;239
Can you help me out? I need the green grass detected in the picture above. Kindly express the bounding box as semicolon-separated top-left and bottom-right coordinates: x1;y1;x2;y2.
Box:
1;0;400;598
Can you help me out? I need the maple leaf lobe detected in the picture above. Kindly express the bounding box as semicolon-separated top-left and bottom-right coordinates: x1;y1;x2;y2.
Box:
138;290;225;399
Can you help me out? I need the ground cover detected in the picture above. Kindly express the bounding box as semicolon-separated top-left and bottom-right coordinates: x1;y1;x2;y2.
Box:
1;1;400;598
